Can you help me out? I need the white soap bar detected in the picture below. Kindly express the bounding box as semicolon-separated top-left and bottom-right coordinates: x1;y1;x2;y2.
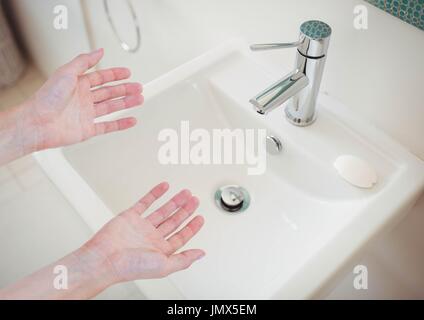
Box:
334;155;377;189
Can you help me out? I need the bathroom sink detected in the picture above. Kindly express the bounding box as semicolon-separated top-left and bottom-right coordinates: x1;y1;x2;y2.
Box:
34;40;424;299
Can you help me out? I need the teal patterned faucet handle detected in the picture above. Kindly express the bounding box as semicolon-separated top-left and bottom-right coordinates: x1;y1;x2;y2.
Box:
300;20;332;40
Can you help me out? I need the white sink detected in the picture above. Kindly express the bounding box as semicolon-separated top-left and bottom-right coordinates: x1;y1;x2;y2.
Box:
34;40;424;299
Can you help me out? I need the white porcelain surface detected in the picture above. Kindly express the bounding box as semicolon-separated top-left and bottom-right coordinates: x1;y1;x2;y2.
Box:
34;41;424;299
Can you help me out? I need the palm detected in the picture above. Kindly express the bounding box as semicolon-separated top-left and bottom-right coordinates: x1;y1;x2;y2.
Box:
84;182;205;282
30;49;143;149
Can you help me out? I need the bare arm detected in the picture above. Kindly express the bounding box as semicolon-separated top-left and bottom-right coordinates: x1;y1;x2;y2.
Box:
0;247;113;299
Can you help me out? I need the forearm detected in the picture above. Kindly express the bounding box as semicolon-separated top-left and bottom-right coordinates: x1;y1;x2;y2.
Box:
0;246;115;300
0;101;41;166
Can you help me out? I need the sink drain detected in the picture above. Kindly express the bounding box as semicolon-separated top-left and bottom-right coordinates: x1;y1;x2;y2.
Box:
215;185;250;214
266;135;283;155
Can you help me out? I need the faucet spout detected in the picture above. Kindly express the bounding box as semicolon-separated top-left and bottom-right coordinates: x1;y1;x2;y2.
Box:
249;20;331;126
250;70;309;115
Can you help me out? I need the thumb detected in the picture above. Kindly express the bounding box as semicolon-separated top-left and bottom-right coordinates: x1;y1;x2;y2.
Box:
165;249;205;275
62;48;104;75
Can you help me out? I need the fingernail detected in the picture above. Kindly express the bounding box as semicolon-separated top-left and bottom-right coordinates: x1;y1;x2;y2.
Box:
92;48;103;54
196;253;206;261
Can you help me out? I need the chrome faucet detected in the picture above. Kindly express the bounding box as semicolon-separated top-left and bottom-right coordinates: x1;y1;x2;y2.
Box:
249;20;331;126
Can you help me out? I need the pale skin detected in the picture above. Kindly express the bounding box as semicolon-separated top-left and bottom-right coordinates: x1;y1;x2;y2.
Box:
0;49;205;299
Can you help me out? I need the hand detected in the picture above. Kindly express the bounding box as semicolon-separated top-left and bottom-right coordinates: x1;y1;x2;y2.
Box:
30;48;143;150
82;182;205;283
0;48;142;165
0;182;205;299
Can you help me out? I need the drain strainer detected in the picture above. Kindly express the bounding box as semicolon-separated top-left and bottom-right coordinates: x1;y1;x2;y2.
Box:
215;185;250;214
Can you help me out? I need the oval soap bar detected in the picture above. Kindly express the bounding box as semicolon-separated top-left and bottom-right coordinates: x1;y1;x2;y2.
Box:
334;155;377;189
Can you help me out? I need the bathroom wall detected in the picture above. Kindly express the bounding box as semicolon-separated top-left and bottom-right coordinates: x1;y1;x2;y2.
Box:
7;0;91;75
8;0;424;298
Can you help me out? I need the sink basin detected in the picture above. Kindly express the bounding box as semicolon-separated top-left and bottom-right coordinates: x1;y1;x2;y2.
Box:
34;40;424;299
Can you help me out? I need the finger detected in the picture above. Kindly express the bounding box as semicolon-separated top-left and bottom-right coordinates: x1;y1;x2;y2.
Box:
130;182;170;215
91;82;142;104
146;189;192;227
95;94;144;117
94;117;137;136
165;249;205;275
62;48;104;75
83;67;131;88
157;196;199;237
167;216;204;253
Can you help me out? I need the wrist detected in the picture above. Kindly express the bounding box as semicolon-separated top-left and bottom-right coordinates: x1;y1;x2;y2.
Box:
0;245;117;300
1;100;43;156
72;244;119;295
0;101;40;165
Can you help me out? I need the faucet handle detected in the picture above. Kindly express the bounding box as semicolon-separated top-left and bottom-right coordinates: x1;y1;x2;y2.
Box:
250;40;304;51
250;20;331;58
